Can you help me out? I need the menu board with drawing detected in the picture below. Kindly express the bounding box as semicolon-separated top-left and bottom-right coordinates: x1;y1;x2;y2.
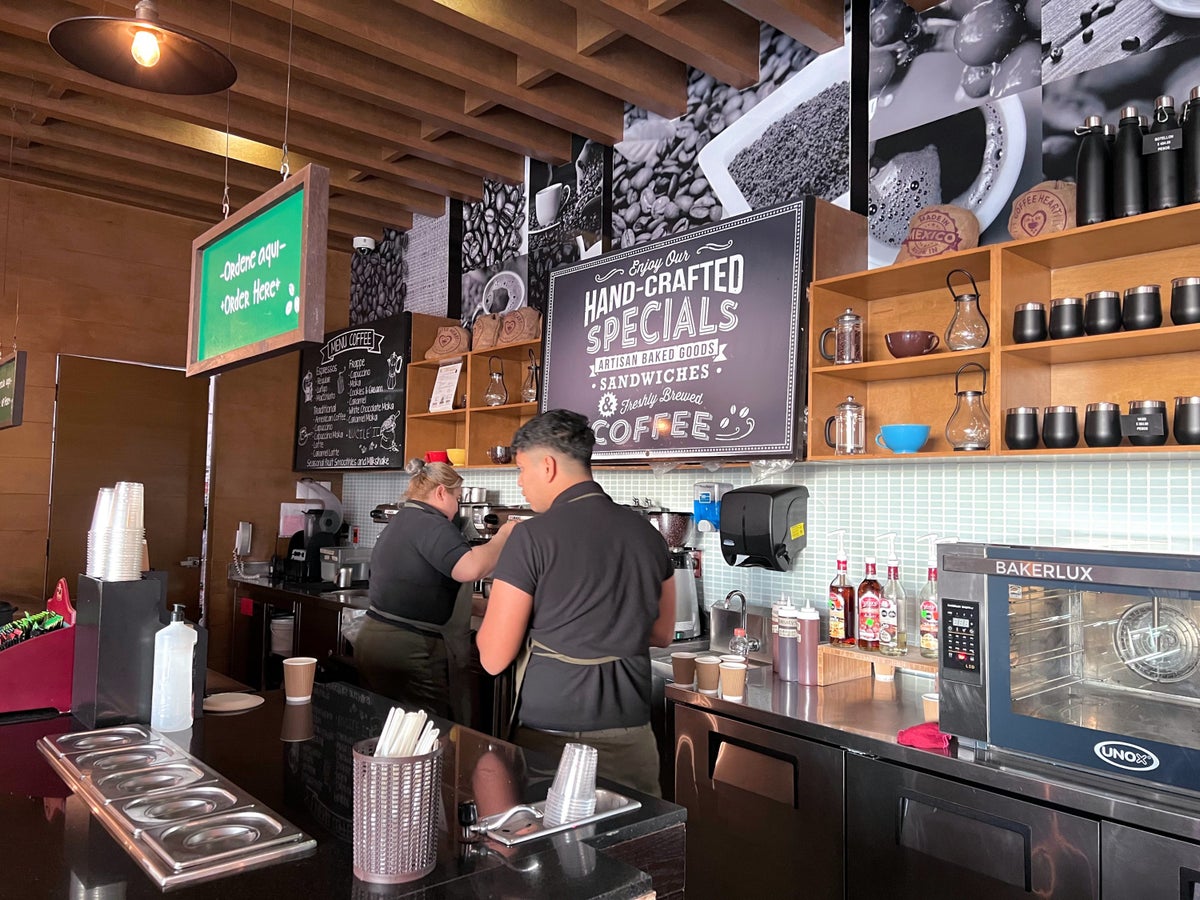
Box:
543;199;813;461
0;351;26;430
294;313;410;471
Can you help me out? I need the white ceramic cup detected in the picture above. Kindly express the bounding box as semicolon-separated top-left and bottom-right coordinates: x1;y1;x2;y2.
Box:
536;183;569;226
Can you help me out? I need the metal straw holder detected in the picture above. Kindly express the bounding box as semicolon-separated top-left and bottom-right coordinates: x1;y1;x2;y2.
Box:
352;738;444;884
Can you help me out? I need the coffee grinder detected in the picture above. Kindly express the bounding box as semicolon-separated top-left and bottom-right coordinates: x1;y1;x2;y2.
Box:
672;545;704;641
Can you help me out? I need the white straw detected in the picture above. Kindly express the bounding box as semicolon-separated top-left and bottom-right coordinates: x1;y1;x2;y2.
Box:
374;707;399;757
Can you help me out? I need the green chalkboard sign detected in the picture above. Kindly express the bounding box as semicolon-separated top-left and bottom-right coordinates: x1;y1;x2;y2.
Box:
187;164;328;377
0;350;26;430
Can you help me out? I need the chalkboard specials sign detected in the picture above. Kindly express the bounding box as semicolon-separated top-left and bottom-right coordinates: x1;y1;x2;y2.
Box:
543;199;813;461
187;164;328;377
294;313;411;471
0;350;26;430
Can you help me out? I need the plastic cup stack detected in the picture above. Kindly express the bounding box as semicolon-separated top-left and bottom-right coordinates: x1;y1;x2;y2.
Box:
543;742;598;826
86;482;146;581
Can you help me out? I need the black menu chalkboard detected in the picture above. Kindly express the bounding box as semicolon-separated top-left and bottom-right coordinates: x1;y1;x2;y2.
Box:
294;313;410;470
543;199;812;461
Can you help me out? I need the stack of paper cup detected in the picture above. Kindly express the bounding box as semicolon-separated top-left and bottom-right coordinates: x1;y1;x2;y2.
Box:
543;742;598;826
86;482;146;581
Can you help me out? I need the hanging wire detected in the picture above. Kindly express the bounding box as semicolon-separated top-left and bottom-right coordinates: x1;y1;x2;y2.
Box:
221;0;233;218
3;104;18;356
280;0;296;180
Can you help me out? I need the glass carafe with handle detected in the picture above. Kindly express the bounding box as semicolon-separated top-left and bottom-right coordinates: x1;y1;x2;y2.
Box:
945;268;990;351
824;396;866;455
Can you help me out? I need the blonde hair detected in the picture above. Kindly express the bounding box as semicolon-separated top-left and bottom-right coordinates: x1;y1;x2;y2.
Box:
405;461;463;501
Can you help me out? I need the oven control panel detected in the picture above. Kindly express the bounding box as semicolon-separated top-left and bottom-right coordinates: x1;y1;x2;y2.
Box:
942;599;980;673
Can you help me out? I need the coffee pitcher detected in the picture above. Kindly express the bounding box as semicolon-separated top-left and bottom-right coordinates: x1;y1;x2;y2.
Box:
819;308;864;365
824;396;866;455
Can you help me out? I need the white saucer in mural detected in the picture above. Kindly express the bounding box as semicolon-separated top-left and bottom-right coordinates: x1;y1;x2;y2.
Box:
1150;0;1200;17
481;270;527;315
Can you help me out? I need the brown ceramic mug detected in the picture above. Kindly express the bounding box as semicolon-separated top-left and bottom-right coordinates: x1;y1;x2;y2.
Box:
885;330;940;358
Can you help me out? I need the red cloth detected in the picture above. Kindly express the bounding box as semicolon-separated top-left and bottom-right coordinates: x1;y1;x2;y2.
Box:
897;721;952;750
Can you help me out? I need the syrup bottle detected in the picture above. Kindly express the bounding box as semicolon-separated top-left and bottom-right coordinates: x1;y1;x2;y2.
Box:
857;557;882;652
917;534;942;660
878;534;907;657
828;529;856;646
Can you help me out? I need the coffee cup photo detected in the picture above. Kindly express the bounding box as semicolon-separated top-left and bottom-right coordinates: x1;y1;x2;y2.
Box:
535;183;572;228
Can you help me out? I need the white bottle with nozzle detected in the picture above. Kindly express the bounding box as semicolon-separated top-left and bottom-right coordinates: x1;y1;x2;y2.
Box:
151;604;197;732
878;533;907;658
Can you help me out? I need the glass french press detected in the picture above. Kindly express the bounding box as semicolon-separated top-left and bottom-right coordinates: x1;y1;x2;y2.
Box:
945;268;990;351
819;308;864;365
824;395;866;455
483;356;508;406
946;362;990;451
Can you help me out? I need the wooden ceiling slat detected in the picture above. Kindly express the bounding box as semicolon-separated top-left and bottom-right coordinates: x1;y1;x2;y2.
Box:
557;0;760;88
722;0;845;53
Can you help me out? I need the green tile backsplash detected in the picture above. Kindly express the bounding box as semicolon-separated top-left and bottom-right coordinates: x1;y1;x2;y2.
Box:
344;455;1200;627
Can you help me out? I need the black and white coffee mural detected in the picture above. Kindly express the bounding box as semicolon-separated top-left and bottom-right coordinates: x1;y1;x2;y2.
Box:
349;227;408;326
460;255;530;330
460;178;527;275
613;25;844;248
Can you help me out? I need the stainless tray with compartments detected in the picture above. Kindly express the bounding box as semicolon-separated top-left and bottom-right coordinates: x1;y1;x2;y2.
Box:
38;726;315;889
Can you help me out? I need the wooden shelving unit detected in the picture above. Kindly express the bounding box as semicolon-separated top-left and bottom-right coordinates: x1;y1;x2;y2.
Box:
405;313;543;467
808;204;1200;460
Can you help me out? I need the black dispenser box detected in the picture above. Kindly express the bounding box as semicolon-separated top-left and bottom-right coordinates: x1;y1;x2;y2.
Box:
719;484;809;571
71;573;208;728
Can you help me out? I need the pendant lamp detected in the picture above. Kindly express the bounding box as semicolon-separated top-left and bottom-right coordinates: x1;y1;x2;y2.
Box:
48;0;237;96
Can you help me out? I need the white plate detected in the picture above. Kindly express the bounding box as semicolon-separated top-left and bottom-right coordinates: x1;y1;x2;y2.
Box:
698;44;850;218
1150;0;1200;17
202;693;264;713
481;270;527;315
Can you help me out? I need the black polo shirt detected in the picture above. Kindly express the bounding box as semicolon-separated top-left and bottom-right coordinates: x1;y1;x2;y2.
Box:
367;500;470;626
493;480;673;731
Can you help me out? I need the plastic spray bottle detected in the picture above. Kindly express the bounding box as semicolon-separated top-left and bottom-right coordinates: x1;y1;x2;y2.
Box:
878;534;907;657
151;604;197;732
828;530;856;647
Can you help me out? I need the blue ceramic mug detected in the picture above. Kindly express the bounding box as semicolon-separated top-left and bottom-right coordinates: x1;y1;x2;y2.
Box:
876;424;930;454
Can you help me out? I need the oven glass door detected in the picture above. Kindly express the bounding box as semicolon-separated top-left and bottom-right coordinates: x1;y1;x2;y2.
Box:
986;552;1200;789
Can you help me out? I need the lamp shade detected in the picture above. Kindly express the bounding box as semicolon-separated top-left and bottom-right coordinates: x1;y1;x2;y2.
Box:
48;7;236;96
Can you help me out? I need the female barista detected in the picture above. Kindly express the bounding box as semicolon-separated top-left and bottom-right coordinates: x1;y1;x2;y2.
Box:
357;461;514;720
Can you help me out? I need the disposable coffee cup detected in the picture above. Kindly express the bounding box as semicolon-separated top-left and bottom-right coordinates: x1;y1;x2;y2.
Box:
695;656;722;695
280;700;315;742
922;692;940;723
719;662;747;700
719;654;746;665
670;651;699;687
283;657;317;703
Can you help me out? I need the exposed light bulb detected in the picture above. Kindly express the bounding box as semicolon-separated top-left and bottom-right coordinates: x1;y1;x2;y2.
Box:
131;29;161;68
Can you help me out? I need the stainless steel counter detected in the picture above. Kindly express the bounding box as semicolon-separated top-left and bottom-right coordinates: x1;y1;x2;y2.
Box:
666;667;1200;843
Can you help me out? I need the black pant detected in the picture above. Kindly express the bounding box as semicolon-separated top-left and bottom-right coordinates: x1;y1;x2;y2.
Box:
354;617;450;718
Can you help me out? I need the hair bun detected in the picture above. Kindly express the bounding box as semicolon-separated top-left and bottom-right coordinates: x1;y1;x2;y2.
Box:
404;457;426;475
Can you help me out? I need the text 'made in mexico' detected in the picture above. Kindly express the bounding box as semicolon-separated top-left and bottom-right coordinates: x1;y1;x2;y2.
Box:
544;201;810;461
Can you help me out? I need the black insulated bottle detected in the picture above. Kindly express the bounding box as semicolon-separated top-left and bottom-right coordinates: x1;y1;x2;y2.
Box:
1075;115;1111;226
1149;95;1182;211
1113;106;1146;217
1184;86;1200;205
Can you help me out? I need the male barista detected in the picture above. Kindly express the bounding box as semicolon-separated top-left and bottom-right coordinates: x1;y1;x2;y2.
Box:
477;409;676;797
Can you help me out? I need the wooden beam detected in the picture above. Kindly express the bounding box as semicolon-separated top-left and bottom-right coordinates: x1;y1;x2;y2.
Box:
464;93;497;116
557;0;760;88
723;0;844;53
515;57;554;89
577;11;622;56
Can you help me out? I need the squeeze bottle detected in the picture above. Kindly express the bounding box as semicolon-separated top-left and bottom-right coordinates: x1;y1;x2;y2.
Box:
151;604;197;732
798;600;820;686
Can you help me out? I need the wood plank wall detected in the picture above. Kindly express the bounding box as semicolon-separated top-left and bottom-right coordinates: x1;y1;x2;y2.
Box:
0;178;351;675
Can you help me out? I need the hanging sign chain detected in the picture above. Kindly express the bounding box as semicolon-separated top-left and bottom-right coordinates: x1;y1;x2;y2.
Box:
280;0;296;180
3;104;18;356
221;0;233;218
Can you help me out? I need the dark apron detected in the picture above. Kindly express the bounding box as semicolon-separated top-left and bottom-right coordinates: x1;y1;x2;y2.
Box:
504;491;621;738
367;501;474;725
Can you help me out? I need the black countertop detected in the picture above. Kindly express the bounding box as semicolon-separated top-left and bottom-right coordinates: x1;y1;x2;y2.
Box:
0;684;683;898
667;667;1200;842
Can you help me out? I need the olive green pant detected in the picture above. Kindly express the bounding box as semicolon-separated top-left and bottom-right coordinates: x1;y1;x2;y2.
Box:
514;722;662;798
354;617;450;718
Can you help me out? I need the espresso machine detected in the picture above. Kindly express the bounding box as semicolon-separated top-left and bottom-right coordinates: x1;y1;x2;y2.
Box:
644;510;704;641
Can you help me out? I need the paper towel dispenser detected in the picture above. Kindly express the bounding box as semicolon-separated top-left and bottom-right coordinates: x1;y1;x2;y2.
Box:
719;485;808;571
